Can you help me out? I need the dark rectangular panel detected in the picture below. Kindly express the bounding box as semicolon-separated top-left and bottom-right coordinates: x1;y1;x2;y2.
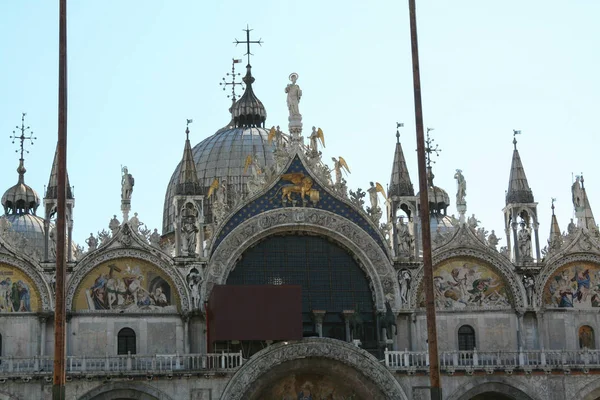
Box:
208;285;302;346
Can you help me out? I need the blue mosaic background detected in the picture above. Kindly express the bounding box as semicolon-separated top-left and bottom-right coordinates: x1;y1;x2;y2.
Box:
212;156;387;254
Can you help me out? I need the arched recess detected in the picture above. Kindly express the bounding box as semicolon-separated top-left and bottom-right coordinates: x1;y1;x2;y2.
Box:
66;248;189;313
219;338;408;400
576;377;600;400
204;208;399;311
536;253;600;309
78;382;173;400
0;254;53;312
447;379;537;400
409;249;525;310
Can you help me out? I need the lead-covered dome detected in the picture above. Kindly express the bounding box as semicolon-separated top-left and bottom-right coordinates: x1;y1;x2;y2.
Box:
1;160;46;258
162;64;276;234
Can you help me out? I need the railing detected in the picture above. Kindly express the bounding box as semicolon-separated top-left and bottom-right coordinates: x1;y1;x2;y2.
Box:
0;352;243;377
385;348;600;372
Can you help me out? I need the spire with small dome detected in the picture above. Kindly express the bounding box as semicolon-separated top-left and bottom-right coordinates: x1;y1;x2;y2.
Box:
420;128;449;216
230;26;267;128
1;113;40;216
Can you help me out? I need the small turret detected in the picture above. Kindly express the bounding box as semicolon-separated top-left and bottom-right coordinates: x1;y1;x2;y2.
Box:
172;121;205;258
388;124;418;260
44;141;75;261
502;132;541;263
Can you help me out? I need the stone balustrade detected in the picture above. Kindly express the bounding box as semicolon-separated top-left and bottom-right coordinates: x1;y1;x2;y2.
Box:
0;352;243;378
385;348;600;373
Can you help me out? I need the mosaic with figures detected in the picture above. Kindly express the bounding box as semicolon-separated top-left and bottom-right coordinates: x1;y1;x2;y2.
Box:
543;262;600;308
420;259;511;309
0;263;39;313
213;156;385;253
258;373;359;400
73;258;178;312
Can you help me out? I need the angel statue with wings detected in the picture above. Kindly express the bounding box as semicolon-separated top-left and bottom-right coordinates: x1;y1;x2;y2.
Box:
331;157;350;185
267;126;285;149
309;127;325;153
367;181;386;210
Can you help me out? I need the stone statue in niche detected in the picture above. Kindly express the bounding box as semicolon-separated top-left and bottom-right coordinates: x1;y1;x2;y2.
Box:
181;203;199;256
523;275;535;307
518;223;532;260
396;217;413;256
398;269;412;306
186;267;202;310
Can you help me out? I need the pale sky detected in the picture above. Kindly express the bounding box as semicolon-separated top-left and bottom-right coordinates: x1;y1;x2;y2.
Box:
1;1;599;250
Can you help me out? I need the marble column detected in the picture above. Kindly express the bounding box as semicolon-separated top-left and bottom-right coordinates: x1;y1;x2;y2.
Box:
39;316;47;356
342;310;355;342
183;315;190;354
312;310;326;337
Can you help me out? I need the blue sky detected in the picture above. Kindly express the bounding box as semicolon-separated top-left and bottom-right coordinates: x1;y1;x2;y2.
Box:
1;1;599;249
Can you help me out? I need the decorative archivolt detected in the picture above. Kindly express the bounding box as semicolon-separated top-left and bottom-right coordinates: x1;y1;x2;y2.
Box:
535;229;600;308
0;253;53;312
204;207;400;311
66;226;189;313
409;225;526;310
219;338;408;400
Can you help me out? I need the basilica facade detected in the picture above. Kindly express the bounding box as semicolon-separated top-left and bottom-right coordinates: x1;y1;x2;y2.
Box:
2;48;600;400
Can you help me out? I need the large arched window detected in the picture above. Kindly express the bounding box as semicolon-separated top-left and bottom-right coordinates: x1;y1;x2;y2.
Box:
458;325;476;351
579;325;595;349
227;234;376;351
117;328;136;355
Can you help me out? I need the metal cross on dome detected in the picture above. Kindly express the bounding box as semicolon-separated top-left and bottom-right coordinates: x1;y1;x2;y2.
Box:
234;25;263;66
424;127;440;168
10;112;36;161
220;58;245;101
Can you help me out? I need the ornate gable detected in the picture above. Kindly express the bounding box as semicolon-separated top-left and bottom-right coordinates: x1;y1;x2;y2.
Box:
212;155;389;256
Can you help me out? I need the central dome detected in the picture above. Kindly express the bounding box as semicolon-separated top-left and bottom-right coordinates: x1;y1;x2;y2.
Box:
162;126;276;234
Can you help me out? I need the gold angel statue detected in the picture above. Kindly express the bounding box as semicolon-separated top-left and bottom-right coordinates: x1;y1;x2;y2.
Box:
309;127;325;152
331;156;350;185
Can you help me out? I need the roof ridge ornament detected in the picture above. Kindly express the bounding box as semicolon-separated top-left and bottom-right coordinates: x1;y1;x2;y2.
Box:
424;127;440;186
513;129;521;150
230;26;267;128
10;112;36;183
220;58;244;104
